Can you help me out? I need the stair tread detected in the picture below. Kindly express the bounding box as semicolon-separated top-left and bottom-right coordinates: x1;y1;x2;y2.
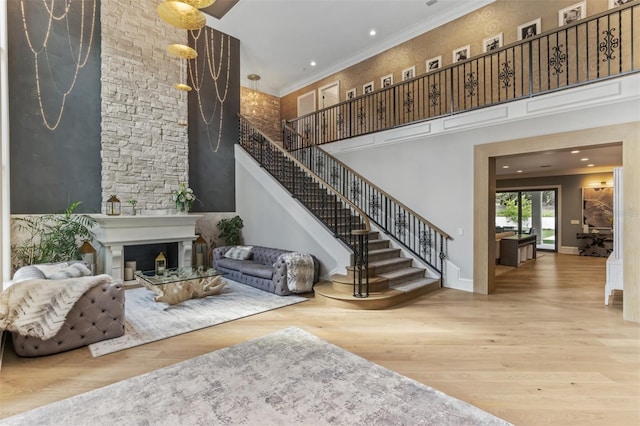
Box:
368;257;412;267
391;277;439;292
377;266;425;279
369;247;400;255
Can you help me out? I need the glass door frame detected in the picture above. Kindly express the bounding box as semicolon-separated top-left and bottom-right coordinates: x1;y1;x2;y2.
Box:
496;187;559;252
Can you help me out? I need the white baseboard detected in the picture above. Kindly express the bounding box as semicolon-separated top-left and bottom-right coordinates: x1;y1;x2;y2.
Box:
559;246;580;255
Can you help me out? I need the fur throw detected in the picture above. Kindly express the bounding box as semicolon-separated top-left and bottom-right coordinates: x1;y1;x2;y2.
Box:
0;274;112;339
278;252;315;293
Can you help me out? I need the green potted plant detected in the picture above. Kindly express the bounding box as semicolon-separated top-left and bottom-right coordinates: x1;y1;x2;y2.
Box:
11;201;97;270
128;199;138;215
217;215;244;246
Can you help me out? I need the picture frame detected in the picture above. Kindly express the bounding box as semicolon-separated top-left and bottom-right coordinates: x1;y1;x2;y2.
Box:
518;18;541;40
559;1;586;26
483;33;503;53
380;74;393;88
452;45;470;63
582;186;614;229
363;81;374;94
609;0;633;9
402;65;416;81
425;56;442;73
346;88;356;100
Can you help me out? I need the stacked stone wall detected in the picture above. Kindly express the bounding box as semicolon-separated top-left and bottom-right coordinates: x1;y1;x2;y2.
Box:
101;0;188;213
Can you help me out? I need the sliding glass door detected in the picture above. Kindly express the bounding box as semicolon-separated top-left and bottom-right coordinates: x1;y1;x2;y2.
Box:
496;189;557;251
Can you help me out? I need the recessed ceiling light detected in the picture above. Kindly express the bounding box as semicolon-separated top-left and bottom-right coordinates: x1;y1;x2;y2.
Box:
502;165;509;169
571;150;580;154
310;61;316;67
517;170;523;173
587;164;595;167
581;158;589;161
369;29;376;36
426;0;438;6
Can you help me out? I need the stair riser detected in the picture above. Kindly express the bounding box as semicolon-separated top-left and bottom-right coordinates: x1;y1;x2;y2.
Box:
371;259;412;274
368;249;401;263
384;270;426;286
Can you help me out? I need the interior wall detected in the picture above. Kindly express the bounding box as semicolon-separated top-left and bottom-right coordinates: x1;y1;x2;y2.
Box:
497;172;615;250
8;0;102;214
240;87;281;143
280;0;612;120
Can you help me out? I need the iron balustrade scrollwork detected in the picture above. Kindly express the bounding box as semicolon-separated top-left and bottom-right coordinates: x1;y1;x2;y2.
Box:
286;3;638;147
284;124;451;280
239;115;371;297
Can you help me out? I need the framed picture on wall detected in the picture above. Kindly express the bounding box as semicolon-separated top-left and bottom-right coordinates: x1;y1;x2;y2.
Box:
518;18;541;40
363;81;374;94
453;45;470;63
426;56;442;72
582;186;614;229
402;65;416;81
346;88;357;100
381;74;393;88
483;33;503;52
559;1;586;26
609;0;633;9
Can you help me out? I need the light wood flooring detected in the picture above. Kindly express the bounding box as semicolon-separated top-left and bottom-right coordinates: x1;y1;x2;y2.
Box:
1;253;638;425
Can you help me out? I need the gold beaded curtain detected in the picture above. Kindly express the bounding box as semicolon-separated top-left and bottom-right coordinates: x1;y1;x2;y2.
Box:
187;27;240;212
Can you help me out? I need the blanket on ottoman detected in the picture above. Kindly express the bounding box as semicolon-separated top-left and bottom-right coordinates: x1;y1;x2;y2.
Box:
278;252;315;293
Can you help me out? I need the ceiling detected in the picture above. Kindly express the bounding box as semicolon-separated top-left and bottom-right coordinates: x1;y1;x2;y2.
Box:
496;143;623;179
203;0;494;97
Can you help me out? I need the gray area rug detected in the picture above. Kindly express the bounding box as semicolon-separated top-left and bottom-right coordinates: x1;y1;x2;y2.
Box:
2;327;511;426
88;280;307;357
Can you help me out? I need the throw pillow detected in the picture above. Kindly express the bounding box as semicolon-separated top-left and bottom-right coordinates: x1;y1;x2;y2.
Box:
47;263;92;280
224;246;253;260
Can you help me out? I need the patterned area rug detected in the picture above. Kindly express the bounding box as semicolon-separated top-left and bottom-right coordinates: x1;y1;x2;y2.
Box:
2;327;511;426
88;280;307;357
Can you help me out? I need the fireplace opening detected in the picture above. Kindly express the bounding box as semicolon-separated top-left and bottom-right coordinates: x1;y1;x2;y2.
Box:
124;242;179;272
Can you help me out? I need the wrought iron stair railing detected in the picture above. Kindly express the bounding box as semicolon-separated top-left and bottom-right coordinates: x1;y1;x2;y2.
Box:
284;124;451;280
286;3;639;147
239;115;372;297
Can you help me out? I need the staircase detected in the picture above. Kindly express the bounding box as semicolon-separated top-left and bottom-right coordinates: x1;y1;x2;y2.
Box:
314;230;441;309
240;115;445;309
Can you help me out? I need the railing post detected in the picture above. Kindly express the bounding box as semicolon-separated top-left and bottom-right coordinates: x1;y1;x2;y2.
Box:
352;229;369;298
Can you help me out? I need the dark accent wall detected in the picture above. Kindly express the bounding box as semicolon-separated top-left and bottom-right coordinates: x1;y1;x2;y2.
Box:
188;29;240;212
8;1;102;214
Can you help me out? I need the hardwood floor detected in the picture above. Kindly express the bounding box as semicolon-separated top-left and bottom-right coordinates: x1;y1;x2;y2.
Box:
1;253;638;425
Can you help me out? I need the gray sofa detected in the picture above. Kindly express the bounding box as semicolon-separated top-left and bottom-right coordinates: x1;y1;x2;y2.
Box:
213;246;320;296
8;262;125;357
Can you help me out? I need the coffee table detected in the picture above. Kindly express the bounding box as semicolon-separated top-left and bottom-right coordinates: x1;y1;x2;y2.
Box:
135;267;226;305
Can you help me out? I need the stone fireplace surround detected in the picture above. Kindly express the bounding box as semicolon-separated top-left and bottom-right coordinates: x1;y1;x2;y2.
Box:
93;214;202;282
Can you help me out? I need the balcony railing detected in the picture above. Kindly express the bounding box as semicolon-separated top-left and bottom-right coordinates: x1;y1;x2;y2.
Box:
286;3;639;147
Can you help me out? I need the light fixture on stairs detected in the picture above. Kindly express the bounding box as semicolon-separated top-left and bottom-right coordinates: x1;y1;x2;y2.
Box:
247;74;261;113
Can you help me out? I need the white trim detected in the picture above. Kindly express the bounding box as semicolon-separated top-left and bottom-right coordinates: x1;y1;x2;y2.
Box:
317;81;340;109
0;0;11;285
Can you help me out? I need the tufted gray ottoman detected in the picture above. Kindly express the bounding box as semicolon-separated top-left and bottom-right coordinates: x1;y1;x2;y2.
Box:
11;281;125;357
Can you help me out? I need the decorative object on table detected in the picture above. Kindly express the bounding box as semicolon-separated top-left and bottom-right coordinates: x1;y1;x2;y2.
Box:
106;195;121;216
151;275;227;305
127;199;138;215
155;252;167;275
216;215;244;245
10;201;97;270
172;182;196;213
88;280;308;357
192;234;208;267
80;240;97;275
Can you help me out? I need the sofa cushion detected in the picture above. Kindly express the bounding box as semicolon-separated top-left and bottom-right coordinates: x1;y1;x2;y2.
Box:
12;266;47;283
224;245;254;260
47;263;92;280
215;257;249;271
238;263;274;280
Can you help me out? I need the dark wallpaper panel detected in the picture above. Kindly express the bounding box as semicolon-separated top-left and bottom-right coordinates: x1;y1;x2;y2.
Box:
8;1;101;214
188;29;240;212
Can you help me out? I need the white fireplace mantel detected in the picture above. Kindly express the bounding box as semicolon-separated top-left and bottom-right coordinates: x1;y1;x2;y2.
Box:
93;214;202;281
